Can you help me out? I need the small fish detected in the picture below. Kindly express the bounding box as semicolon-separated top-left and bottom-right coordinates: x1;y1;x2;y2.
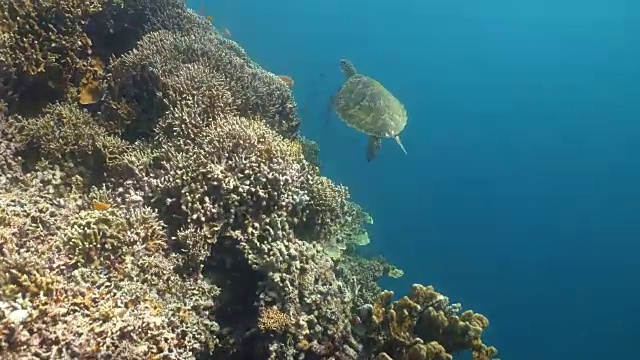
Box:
197;0;213;22
78;78;104;105
222;28;231;37
92;200;110;211
197;0;207;15
278;75;294;89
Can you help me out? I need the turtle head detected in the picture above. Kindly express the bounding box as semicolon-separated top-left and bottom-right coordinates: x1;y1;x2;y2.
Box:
340;59;357;78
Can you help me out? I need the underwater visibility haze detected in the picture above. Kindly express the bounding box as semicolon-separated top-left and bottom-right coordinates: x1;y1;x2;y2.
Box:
199;0;640;359
0;0;638;359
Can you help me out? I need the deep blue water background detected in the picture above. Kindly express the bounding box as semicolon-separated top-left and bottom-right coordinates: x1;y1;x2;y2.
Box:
189;1;640;358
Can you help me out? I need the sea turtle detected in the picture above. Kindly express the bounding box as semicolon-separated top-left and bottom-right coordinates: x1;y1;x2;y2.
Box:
329;59;407;161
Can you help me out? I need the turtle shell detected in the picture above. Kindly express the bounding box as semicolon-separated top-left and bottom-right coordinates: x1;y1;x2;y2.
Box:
335;74;407;138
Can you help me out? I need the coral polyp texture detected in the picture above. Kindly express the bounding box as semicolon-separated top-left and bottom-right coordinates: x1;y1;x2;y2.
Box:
0;0;498;359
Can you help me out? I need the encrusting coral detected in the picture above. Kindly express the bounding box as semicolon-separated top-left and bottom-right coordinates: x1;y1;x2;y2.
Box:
0;0;499;359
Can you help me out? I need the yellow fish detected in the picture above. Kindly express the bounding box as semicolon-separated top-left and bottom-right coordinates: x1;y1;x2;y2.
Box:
92;200;110;211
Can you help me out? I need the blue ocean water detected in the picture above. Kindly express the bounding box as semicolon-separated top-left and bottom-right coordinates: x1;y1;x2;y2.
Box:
190;0;640;358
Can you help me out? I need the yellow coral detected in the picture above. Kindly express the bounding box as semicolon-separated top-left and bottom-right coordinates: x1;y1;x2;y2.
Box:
388;296;421;345
64;209;128;266
407;341;452;360
372;290;394;323
1;265;60;299
257;306;293;333
410;284;443;307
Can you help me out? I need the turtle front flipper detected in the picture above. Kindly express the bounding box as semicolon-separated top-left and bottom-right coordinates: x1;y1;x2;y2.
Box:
366;136;382;162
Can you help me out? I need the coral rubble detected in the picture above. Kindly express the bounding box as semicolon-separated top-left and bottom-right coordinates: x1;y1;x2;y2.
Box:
0;0;498;359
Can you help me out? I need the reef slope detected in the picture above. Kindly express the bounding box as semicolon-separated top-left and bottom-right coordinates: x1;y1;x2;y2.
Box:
0;1;498;359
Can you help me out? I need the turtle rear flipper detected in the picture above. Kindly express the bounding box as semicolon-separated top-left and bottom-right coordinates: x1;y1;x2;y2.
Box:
366;136;382;162
325;91;339;125
394;136;407;155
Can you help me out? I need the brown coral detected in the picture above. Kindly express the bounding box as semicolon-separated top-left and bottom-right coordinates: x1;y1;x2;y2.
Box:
0;174;218;358
354;284;498;360
13;102;129;188
406;341;451;360
0;0;104;114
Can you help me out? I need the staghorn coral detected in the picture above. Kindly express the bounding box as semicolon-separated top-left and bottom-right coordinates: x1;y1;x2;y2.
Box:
12;102;130;187
106;28;299;140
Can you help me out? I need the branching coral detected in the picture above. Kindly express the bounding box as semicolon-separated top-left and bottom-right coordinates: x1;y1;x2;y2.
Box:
113;99;360;357
336;254;399;309
0;102;23;183
0;0;210;117
297;135;321;168
258;306;293;333
106;28;299;140
0;0;104;114
12;102;130;188
0;173;218;358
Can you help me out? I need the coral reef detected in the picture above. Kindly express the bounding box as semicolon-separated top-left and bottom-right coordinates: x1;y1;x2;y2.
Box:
0;0;499;359
105;26;299;140
0;0;104;114
0;170;218;358
352;284;498;360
